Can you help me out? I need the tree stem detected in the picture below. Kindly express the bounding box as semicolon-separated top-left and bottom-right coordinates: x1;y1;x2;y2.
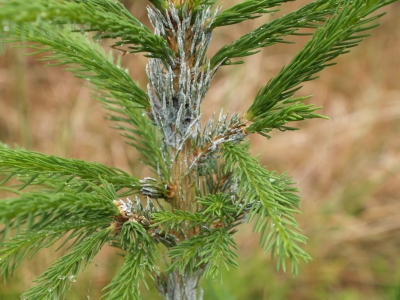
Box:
156;269;204;300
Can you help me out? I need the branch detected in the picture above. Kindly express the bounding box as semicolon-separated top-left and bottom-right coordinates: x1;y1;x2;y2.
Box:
2;21;167;164
0;148;143;194
2;23;150;108
0;220;109;283
0;0;171;59
102;221;159;300
0;188;118;240
246;0;397;134
247;96;328;138
198;228;238;279
212;0;293;28
151;210;205;234
197;193;237;227
21;228;111;300
221;142;310;274
104;98;169;179
168;235;205;275
210;0;348;68
2;22;170;172
167;228;238;279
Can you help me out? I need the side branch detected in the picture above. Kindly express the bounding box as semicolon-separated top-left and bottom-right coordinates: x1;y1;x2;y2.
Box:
0;0;171;59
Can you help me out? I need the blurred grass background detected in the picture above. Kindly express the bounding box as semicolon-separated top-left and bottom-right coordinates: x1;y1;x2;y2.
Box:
1;0;400;299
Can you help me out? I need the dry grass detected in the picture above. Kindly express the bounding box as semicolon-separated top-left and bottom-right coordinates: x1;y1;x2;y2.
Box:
1;0;400;299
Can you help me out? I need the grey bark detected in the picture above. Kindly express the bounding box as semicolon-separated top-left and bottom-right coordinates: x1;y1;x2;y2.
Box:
156;270;204;300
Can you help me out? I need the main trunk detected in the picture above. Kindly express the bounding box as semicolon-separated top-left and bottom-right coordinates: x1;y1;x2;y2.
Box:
147;3;216;300
156;269;204;300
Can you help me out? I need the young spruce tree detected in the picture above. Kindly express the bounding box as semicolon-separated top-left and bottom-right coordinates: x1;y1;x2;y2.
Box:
0;0;397;299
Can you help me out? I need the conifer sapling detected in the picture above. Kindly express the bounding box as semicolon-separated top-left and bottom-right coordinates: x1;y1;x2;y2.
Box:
0;0;398;299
